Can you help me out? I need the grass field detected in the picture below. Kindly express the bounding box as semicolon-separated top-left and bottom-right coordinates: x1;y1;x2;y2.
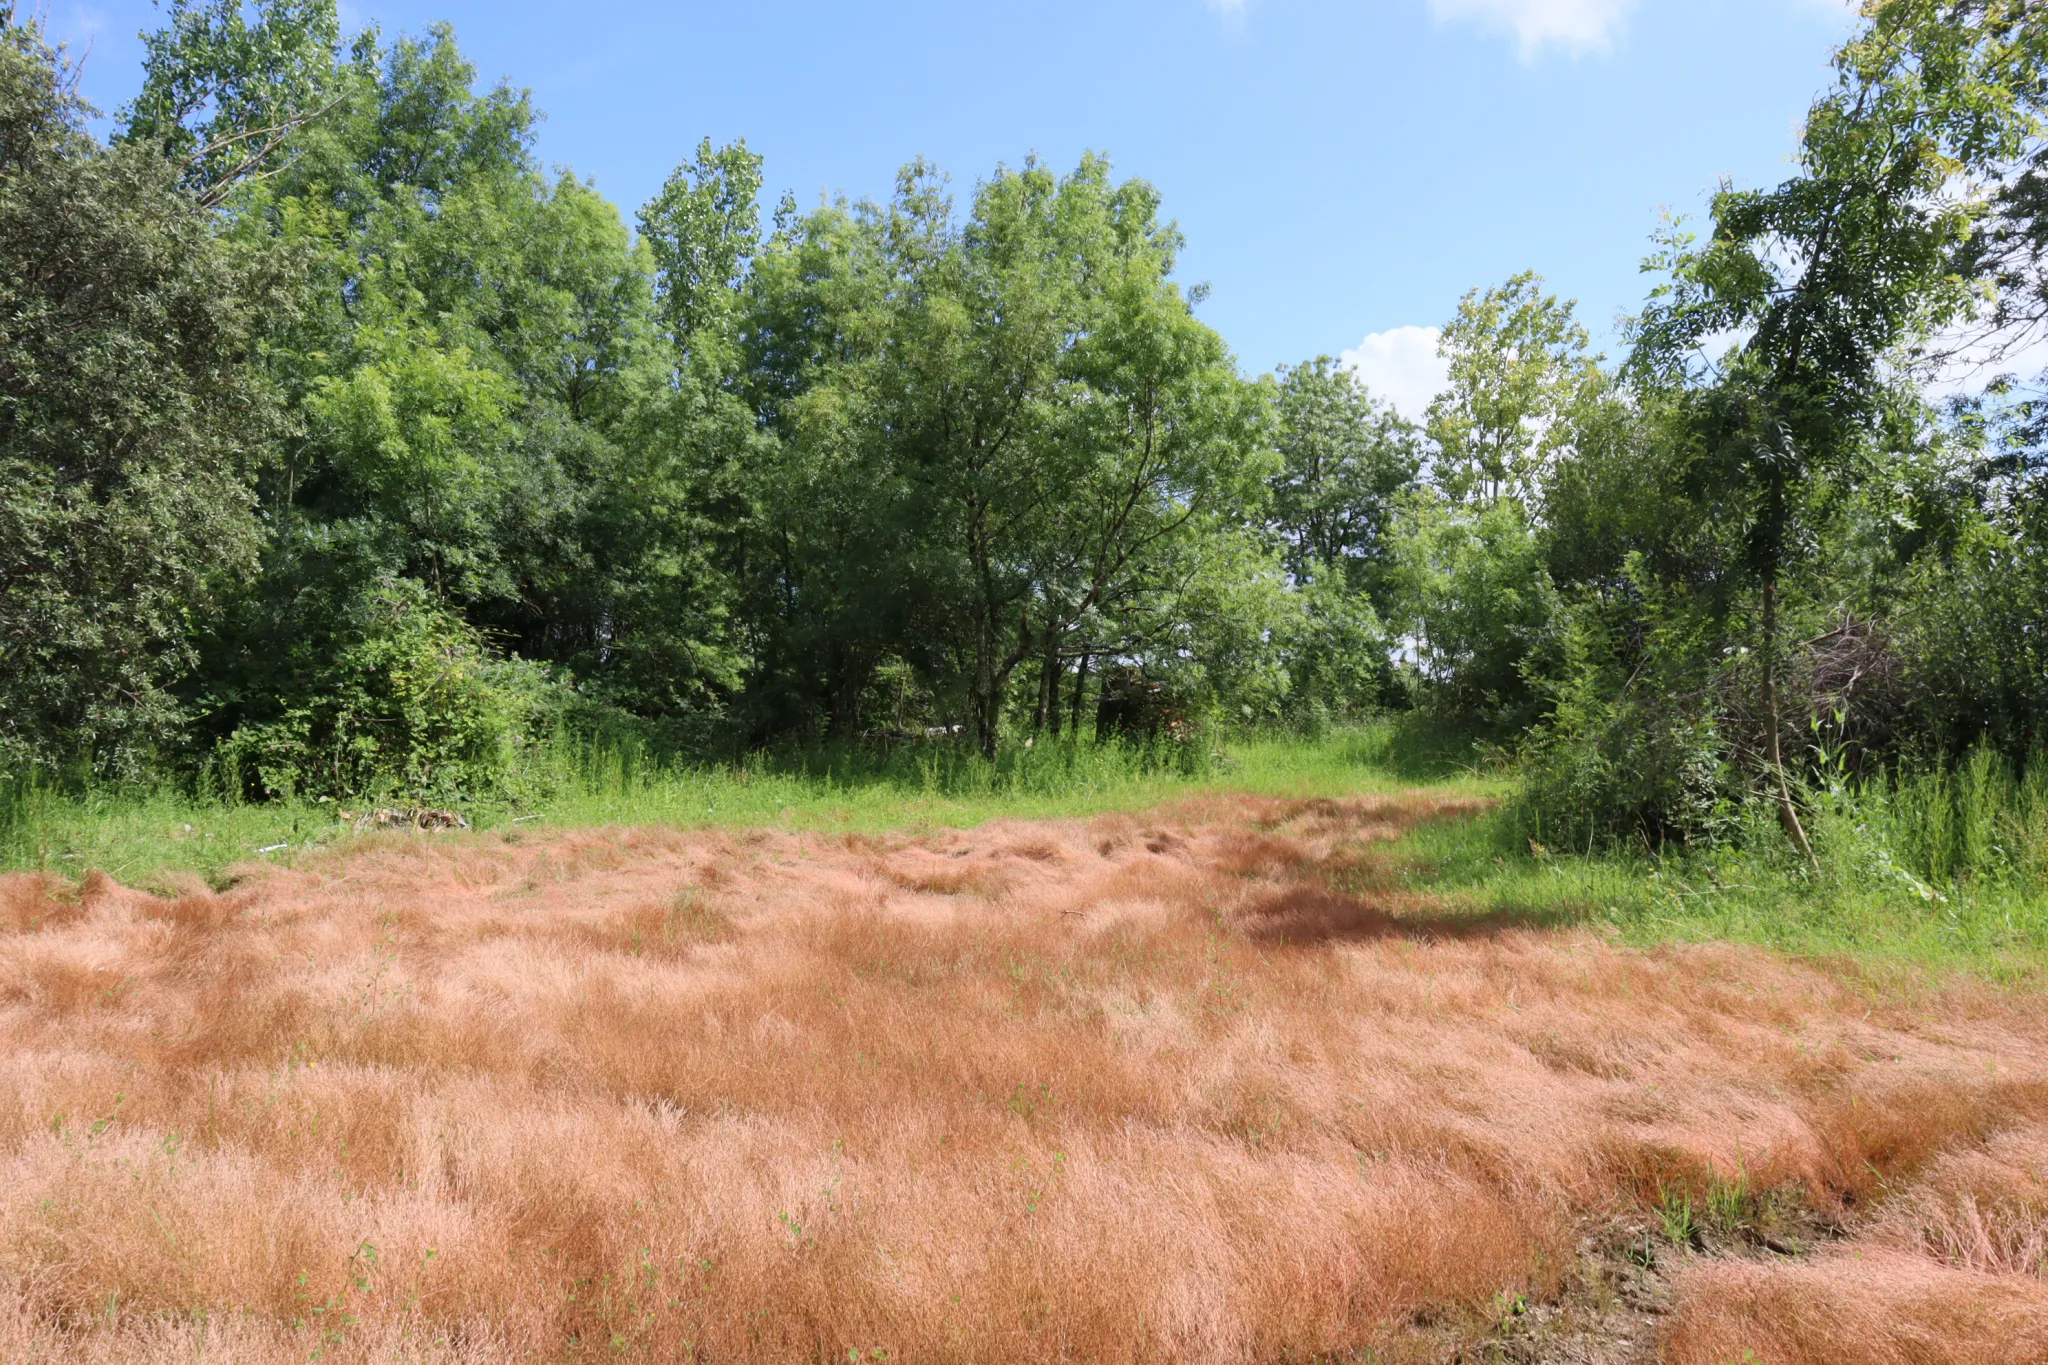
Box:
0;728;1487;888
8;723;2043;977
1;730;2045;1361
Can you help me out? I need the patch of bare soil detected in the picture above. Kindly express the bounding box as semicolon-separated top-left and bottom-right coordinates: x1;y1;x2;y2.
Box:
0;795;2043;1362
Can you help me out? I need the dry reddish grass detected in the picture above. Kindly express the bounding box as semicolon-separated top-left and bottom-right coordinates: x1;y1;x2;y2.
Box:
0;794;2044;1362
1666;1123;2048;1364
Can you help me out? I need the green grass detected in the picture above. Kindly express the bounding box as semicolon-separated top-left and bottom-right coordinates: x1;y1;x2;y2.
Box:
1393;780;2048;979
0;721;1498;890
8;723;2043;980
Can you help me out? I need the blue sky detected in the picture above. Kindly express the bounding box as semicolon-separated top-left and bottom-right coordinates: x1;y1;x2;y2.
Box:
53;0;1862;414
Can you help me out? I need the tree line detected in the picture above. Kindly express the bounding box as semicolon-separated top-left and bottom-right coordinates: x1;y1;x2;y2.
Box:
2;0;2044;854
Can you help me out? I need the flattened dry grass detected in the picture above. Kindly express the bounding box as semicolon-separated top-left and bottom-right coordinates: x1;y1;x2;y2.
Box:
0;794;2044;1362
1666;1123;2048;1364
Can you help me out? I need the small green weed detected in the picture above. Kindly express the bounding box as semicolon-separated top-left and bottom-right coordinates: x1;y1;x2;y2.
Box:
1658;1184;1696;1247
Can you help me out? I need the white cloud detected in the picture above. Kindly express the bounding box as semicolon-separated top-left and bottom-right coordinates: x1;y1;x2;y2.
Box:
1214;0;1853;53
1339;325;1449;423
1425;0;1635;58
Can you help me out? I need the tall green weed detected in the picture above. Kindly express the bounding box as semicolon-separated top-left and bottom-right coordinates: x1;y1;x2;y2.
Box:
1831;747;2048;894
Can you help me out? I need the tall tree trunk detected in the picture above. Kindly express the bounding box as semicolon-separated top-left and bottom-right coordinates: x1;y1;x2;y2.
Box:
970;606;995;759
1071;649;1090;737
1762;576;1817;869
1032;628;1056;734
1046;642;1063;739
972;611;1033;761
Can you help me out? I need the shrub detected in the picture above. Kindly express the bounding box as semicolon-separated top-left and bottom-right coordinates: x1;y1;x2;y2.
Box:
1510;574;1740;852
1281;563;1395;728
1513;678;1738;855
1896;510;2048;763
209;579;556;804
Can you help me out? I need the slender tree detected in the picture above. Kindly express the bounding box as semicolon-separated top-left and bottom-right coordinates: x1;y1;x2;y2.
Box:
1627;3;2026;861
1428;273;1597;507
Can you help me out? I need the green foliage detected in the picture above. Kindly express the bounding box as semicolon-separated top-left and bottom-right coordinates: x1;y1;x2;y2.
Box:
1844;746;2048;894
1279;562;1393;727
1402;784;2048;975
1512;575;1739;853
9;0;2048;856
0;21;287;778
1261;355;1415;725
1135;525;1301;723
1896;498;2048;760
1385;490;1560;726
1269;356;1419;599
1427;272;1599;507
305;323;520;599
733;153;1273;754
640;136;763;359
210;579;553;802
179;14;749;769
1617;0;2031;859
120;0;342;206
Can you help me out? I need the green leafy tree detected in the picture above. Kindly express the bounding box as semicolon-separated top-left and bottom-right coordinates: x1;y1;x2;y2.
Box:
1627;4;2018;860
120;0;344;206
304;322;519;600
1427;273;1598;507
161;14;758;780
641;136;764;366
1133;522;1300;723
737;155;1268;755
1385;490;1560;725
1265;357;1417;719
0;19;289;775
1269;356;1420;598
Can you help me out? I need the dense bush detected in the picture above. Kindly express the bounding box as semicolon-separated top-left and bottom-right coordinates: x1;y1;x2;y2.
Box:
208;580;556;803
1279;564;1395;729
1896;505;2048;763
1508;574;1739;851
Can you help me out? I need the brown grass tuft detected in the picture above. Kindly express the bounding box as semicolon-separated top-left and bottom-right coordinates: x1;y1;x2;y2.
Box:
1665;1252;2048;1365
0;796;2044;1360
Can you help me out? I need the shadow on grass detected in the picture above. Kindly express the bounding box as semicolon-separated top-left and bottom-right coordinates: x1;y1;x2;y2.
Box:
1365;712;1513;785
1236;883;1577;947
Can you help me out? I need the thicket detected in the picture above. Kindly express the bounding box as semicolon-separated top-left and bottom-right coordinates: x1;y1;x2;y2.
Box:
1;0;2045;895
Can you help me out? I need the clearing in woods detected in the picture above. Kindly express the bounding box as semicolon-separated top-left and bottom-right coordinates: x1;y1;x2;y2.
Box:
0;792;2044;1362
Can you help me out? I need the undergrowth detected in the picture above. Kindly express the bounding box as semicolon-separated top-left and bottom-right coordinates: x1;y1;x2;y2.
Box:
1407;748;2048;977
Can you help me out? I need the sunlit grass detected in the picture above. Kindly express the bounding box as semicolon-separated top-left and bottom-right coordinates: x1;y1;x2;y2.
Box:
1395;794;2048;980
4;787;2041;1362
0;722;1499;889
8;723;2043;979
